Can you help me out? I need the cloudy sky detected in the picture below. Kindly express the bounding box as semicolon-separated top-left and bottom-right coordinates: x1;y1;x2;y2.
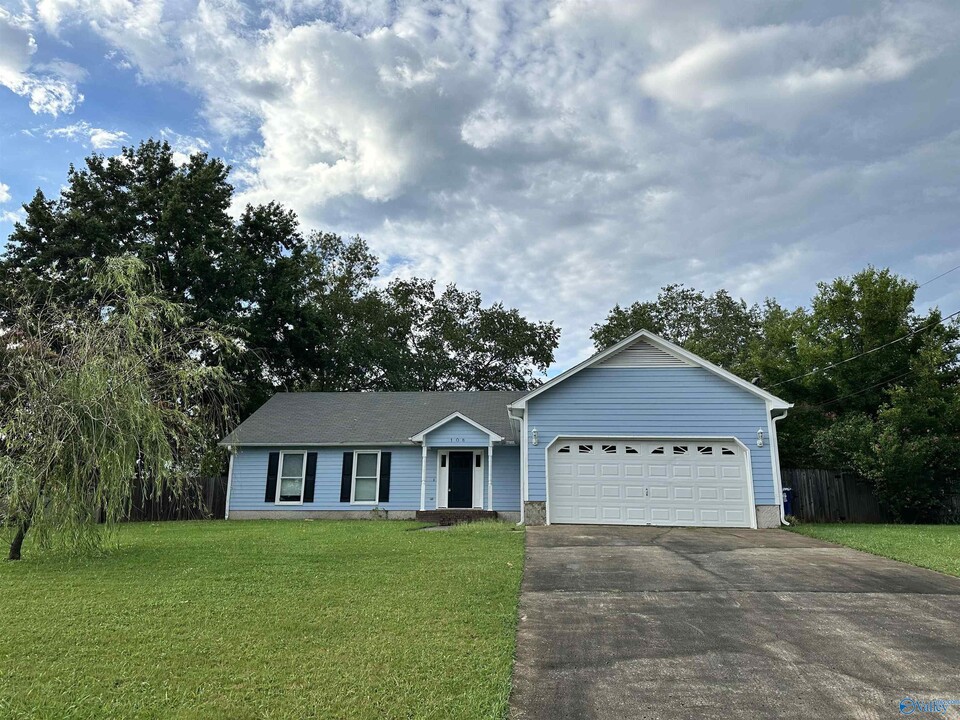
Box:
1;0;958;370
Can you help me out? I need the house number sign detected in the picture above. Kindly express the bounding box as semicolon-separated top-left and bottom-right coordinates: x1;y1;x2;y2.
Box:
448;437;467;443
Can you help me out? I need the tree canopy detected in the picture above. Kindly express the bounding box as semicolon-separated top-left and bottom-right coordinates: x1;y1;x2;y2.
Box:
0;140;561;420
591;284;762;377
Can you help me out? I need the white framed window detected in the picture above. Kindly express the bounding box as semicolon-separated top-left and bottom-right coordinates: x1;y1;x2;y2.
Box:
276;451;306;504
351;450;381;504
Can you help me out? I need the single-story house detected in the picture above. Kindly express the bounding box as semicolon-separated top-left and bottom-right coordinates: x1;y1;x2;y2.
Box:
220;329;793;528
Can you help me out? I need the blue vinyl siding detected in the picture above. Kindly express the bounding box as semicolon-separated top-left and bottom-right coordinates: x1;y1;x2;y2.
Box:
230;446;422;512
229;444;522;513
525;366;777;505
424;417;493;447
491;444;521;512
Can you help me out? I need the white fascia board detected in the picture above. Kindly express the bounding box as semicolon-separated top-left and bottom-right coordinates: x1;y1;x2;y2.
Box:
409;411;505;443
509;329;793;412
217;441;417;448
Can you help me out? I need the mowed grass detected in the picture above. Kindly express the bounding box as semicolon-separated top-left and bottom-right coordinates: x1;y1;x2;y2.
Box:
0;520;525;720
788;523;960;577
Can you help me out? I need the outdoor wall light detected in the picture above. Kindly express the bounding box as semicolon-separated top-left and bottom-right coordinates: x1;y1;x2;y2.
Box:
532;428;539;446
757;429;765;447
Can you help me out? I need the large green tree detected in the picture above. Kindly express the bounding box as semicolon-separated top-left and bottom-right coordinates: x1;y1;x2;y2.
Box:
815;316;960;521
1;139;560;415
755;268;959;468
384;279;561;391
1;141;239;318
0;141;290;417
1;257;234;560
590;284;762;376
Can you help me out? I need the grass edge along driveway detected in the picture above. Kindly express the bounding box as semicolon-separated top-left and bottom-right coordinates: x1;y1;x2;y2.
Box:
0;520;524;720
787;523;960;578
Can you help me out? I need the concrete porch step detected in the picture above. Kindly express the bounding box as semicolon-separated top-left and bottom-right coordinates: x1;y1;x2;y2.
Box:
415;509;498;526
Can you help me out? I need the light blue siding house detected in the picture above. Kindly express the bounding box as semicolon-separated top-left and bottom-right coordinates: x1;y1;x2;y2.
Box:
221;330;792;527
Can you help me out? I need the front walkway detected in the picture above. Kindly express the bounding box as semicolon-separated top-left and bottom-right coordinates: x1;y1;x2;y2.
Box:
510;525;960;719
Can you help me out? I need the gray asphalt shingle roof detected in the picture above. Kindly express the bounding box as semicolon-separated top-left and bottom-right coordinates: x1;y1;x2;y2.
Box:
220;391;525;446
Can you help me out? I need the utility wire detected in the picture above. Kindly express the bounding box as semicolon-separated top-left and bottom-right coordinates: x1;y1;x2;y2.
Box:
812;368;917;409
765;308;960;389
918;262;960;288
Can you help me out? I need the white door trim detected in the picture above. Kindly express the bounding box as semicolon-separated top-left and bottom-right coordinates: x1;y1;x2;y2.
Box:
544;434;758;529
436;448;486;509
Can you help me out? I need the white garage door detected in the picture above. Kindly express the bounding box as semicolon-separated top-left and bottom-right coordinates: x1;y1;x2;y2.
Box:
547;439;752;527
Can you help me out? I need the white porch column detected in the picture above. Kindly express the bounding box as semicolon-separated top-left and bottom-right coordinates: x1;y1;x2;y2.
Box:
224;447;235;520
419;444;427;511
487;441;494;511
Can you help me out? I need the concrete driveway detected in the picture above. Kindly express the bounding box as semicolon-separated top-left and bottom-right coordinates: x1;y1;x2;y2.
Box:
510;526;960;720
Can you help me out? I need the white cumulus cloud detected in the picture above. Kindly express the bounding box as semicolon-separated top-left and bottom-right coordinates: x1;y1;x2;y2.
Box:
46;121;129;149
0;7;84;116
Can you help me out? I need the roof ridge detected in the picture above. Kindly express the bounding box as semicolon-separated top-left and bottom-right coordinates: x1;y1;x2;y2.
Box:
271;389;527;396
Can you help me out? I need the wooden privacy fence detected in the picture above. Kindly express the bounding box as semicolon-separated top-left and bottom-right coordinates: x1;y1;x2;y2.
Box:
781;469;886;523
125;476;228;522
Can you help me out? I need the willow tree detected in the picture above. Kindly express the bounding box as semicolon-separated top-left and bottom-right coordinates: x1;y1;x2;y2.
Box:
1;257;234;560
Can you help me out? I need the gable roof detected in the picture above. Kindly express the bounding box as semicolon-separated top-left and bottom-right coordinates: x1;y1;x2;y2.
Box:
220;391;524;447
509;329;792;411
409;412;505;442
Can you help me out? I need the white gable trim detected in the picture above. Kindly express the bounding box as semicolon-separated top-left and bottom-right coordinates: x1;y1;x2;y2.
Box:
409;411;505;443
510;329;792;411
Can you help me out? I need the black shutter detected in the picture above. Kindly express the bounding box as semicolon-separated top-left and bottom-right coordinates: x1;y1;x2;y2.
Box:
378;451;391;503
264;452;280;503
303;452;317;503
340;452;353;503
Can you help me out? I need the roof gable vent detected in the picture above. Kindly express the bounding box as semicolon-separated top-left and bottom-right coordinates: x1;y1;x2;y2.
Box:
596;338;692;368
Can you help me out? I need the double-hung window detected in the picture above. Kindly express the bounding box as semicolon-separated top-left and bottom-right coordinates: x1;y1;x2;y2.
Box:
277;452;306;504
352;451;381;504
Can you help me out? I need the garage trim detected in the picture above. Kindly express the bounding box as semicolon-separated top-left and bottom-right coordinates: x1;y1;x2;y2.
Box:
543;434;758;529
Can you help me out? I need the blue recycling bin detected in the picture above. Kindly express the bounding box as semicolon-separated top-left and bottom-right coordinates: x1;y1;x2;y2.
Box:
782;487;793;517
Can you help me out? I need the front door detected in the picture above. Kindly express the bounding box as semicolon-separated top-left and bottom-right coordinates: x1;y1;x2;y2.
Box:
448;452;474;508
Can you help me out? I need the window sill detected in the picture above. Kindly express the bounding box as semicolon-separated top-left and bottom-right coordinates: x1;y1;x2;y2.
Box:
275;501;304;506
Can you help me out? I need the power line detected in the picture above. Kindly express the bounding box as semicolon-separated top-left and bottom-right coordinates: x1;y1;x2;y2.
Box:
812;368;917;409
765;308;960;389
918;263;960;288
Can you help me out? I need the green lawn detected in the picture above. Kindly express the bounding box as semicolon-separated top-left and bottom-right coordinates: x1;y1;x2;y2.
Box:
787;523;960;577
0;520;525;720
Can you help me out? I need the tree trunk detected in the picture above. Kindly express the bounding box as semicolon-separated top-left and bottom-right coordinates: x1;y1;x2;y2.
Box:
8;519;30;561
